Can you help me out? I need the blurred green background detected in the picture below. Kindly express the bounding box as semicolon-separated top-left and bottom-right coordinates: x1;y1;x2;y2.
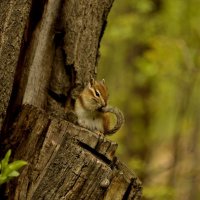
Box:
98;0;200;199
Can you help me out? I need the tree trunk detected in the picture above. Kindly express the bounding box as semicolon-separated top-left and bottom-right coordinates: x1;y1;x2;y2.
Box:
0;0;142;199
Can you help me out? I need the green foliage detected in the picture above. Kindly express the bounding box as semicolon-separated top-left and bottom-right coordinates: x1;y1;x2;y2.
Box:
0;150;27;185
99;0;200;199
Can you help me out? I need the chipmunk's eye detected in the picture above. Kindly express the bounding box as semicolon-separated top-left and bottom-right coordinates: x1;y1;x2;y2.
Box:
95;90;100;97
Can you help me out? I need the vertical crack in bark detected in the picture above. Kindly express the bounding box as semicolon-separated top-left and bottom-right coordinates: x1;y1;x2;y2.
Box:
23;0;62;108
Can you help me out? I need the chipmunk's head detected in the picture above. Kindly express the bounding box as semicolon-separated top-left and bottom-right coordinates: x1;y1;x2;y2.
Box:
82;78;109;111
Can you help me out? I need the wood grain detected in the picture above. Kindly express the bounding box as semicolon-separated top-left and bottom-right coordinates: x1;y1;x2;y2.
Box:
0;0;32;131
5;105;142;200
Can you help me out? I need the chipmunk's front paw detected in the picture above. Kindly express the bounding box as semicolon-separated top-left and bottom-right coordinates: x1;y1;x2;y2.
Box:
94;130;104;136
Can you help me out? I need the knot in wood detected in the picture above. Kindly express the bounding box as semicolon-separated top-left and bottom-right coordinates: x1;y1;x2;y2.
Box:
100;178;110;188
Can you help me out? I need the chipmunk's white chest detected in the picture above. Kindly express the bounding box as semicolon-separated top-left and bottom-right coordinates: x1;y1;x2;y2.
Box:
75;100;104;132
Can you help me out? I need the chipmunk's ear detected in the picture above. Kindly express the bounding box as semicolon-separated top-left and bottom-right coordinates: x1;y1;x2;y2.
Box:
89;77;95;87
101;79;105;84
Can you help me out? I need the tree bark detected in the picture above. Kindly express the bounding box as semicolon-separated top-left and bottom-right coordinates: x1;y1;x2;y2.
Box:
0;0;32;131
0;0;142;199
3;105;142;199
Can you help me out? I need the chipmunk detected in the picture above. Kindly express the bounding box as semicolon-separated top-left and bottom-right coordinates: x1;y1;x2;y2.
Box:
74;78;124;135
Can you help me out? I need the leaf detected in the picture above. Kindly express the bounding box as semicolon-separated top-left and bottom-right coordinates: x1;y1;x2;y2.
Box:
4;160;27;176
0;150;28;185
8;171;20;178
1;149;11;172
0;175;7;185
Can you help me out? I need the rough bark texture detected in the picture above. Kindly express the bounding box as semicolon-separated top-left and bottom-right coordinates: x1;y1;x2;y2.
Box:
61;0;112;100
0;0;32;131
4;105;142;200
0;0;142;199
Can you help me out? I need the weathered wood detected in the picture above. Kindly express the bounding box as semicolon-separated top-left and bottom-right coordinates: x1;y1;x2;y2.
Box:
0;0;32;131
4;105;142;200
62;0;114;100
23;0;62;108
0;0;116;129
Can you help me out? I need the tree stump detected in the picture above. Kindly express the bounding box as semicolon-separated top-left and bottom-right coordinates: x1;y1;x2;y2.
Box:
3;104;142;200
